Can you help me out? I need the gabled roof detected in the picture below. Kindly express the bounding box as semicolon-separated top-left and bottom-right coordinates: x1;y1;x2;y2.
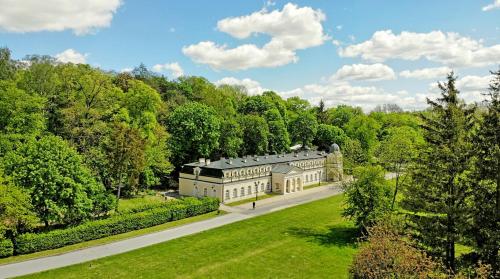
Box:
271;164;303;174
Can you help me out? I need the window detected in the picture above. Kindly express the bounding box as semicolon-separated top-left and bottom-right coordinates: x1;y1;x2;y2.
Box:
305;175;309;182
233;188;237;198
241;187;245;196
203;188;208;196
248;186;252;194
225;190;230;200
310;174;313;182
276;183;280;190
267;182;271;191
315;173;318;181
261;183;264;192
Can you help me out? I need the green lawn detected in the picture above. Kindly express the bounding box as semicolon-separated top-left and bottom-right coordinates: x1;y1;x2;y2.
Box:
116;194;166;213
22;195;358;279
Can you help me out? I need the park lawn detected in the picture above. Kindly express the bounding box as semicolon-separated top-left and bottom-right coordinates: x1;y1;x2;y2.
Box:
116;194;166;213
22;194;359;279
0;211;225;266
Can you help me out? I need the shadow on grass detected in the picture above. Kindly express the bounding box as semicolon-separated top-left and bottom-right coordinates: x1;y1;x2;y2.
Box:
286;225;359;247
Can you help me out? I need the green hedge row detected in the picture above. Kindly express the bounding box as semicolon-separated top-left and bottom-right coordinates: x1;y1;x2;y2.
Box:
0;239;13;257
14;197;219;255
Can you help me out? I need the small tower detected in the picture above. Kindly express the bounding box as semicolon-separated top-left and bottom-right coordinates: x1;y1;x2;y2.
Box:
326;143;343;182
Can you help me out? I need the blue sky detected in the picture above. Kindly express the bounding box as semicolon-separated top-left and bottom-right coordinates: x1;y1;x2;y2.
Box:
1;0;499;110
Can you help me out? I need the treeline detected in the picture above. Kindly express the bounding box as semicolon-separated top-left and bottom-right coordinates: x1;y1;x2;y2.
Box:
0;47;420;247
343;71;500;278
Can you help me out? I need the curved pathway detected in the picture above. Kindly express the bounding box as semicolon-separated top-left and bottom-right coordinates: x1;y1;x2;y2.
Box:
0;184;342;278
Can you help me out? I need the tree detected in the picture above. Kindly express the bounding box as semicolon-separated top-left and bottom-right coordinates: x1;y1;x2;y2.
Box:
326;105;363;129
239;115;269;156
376;126;422;209
264;109;290;154
403;73;475;272
0;170;38;238
3;135;114;226
313;124;348;151
316;99;328;124
289;112;318;148
219;119;243;158
342;138;367;174
372;103;404;113
469;69;500;274
167;102;221;168
342;165;392;231
345;114;381;156
0;47;16;81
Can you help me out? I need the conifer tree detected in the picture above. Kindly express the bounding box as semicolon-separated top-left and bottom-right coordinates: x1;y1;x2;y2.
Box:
470;69;500;274
402;73;475;272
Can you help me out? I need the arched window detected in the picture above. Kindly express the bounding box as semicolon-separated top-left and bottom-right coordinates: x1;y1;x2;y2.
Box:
225;190;230;200
267;182;271;191
233;188;237;198
241;187;245;196
248;185;252;194
310;174;313;181
305;175;309;182
315;173;318;181
261;183;264;192
203;188;208;196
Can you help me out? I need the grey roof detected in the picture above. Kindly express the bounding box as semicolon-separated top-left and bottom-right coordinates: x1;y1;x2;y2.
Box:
271;164;303;174
185;150;328;170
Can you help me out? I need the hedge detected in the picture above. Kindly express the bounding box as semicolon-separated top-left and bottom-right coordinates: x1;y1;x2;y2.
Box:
0;239;13;257
15;197;219;255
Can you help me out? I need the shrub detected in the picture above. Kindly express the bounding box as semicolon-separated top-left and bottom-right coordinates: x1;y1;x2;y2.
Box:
350;223;439;278
15;197;218;255
0;238;13;258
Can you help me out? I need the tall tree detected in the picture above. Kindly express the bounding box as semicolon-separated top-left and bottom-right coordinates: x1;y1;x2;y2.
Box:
0;47;16;81
3;135;114;226
313;124;348;151
167;102;221;168
264;109;290;154
470;69;500;274
239;115;269;156
377;126;422;209
289;112;318;148
218;119;243;158
316;99;328;124
403;73;475;272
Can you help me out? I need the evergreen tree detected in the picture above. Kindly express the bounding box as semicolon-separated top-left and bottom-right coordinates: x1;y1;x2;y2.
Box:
470;69;500;274
402;73;475;272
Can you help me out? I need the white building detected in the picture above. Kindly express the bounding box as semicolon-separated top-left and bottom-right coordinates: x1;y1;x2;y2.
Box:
179;145;343;203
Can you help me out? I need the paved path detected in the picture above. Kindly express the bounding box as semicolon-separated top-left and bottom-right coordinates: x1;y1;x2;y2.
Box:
0;184;342;278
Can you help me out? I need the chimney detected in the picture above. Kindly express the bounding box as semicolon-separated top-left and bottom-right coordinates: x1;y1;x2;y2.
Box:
205;159;211;165
228;158;233;165
199;158;205;164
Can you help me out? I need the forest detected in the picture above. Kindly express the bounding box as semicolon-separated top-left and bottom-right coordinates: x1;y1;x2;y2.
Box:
0;46;498;277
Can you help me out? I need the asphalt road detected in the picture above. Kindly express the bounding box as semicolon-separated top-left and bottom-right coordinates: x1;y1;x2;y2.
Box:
0;184;342;278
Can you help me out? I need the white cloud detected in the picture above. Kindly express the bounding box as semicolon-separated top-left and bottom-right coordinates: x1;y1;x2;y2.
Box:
120;67;133;73
339;30;500;67
55;49;87;64
331;63;396;81
279;80;422;111
214;77;267;95
183;3;329;70
332;40;341;46
152;62;184;78
482;0;500;11
400;67;452;80
0;0;122;35
336;25;343;30
428;74;494;103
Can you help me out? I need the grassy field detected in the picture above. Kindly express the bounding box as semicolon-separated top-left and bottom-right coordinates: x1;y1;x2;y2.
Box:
116;194;166;212
22;194;358;279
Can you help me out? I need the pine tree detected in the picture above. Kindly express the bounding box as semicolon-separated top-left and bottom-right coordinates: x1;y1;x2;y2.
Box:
470;69;500;274
402;73;475;272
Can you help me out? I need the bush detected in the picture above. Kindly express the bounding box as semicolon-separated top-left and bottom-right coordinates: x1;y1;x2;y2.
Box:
350;223;439;278
0;238;13;258
15;197;218;255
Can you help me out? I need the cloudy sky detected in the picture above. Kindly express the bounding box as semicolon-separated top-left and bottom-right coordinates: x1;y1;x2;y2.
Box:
1;0;499;110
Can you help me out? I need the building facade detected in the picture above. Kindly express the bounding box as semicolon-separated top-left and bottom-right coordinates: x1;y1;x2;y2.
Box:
179;145;343;203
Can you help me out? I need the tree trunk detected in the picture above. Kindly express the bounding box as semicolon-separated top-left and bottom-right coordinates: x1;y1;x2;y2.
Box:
391;172;400;210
